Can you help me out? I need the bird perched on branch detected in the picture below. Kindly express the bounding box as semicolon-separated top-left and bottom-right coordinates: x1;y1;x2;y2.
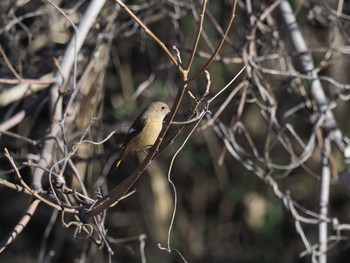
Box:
114;101;170;168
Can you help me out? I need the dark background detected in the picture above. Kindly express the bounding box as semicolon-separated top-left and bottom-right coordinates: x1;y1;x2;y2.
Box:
1;0;350;262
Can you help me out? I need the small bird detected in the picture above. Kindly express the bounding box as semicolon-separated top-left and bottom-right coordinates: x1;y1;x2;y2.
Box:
114;101;170;168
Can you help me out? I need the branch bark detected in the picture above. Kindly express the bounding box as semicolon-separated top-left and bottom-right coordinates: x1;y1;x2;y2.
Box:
32;0;107;190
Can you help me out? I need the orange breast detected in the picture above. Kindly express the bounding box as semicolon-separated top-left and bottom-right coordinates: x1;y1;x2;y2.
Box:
128;116;163;149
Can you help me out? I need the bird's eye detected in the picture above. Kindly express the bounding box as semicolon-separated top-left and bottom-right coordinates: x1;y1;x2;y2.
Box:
161;106;165;110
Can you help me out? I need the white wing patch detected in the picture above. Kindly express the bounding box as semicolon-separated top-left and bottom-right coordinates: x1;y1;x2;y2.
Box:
128;127;136;134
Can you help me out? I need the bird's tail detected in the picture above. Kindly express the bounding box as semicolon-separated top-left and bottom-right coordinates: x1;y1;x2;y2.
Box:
115;158;122;168
114;144;130;169
108;152;123;176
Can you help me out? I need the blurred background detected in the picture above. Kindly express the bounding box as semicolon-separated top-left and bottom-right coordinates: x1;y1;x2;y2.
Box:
1;0;350;262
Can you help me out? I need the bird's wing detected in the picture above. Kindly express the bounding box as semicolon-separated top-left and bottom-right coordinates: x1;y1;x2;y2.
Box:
121;111;147;147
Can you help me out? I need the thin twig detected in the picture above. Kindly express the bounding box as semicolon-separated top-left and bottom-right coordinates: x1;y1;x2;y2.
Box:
0;199;41;253
185;0;237;83
115;0;184;74
4;148;80;214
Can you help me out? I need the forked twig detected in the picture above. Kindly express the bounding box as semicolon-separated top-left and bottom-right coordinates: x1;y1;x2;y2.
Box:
4;148;80;214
